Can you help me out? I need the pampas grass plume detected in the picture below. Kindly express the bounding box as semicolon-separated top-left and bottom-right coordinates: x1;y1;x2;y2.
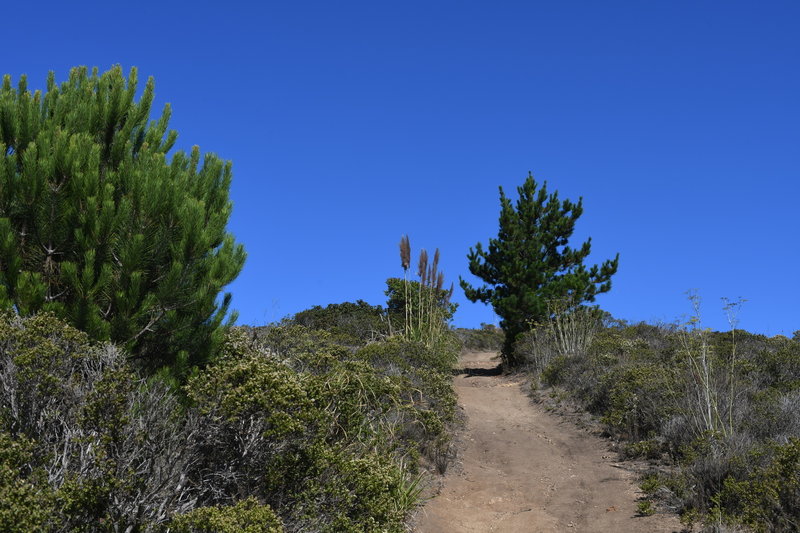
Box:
399;235;411;270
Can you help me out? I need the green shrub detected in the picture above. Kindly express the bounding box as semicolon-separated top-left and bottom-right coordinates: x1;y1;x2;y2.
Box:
535;320;800;529
0;433;53;532
600;363;677;440
288;450;408;532
714;438;800;532
637;499;655;516
0;312;201;530
169;498;283;533
186;327;454;531
624;438;665;460
292;300;388;344
249;324;356;373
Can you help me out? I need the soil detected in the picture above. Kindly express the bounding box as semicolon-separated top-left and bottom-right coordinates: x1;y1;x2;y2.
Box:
413;351;685;533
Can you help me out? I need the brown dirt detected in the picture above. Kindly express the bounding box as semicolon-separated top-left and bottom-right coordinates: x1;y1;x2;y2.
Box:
413;351;685;533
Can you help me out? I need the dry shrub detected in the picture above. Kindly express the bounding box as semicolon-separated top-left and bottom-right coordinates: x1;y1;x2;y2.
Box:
515;301;603;372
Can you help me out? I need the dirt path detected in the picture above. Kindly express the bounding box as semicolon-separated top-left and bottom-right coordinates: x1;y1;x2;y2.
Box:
415;351;683;533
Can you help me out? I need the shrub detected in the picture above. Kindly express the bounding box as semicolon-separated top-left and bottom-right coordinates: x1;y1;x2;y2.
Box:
187;327;454;531
185;333;328;505
169;498;283;533
0;433;53;532
292;300;388;344
287;451;408;532
537;316;800;530
356;338;458;471
515;303;603;372
714;438;800;532
0;312;199;530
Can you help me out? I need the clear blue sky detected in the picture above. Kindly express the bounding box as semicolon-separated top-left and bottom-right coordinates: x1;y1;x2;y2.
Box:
6;1;799;335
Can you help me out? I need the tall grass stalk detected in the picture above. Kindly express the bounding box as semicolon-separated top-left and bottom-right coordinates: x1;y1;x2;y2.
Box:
679;292;742;440
518;297;602;371
547;297;602;358
723;297;744;438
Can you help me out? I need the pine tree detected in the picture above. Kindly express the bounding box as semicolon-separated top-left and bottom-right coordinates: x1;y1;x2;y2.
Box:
0;66;246;370
460;173;618;366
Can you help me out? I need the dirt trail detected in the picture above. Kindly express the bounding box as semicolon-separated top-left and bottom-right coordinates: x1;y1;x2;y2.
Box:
415;351;683;533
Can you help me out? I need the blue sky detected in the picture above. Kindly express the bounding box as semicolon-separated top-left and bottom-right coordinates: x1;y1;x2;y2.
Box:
6;1;799;335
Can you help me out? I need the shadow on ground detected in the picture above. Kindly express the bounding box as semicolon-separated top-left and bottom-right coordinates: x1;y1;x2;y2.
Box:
454;365;503;377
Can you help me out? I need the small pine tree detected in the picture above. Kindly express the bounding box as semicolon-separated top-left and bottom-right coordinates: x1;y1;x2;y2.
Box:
0;66;245;370
460;173;618;366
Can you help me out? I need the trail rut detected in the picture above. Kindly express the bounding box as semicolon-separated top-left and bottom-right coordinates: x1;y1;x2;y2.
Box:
414;351;683;533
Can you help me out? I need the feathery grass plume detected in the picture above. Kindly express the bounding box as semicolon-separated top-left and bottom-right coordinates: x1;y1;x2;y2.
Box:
430;249;440;284
417;249;428;336
399;235;411;271
417;250;429;284
399;235;411;337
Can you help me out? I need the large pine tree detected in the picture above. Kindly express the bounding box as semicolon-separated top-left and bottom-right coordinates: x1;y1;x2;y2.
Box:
460;173;618;365
0;66;246;370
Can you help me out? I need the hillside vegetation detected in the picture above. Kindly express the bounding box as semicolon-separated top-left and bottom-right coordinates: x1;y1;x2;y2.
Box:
518;303;800;532
0;302;460;532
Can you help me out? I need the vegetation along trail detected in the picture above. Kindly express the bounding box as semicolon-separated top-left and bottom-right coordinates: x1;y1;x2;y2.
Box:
415;351;684;533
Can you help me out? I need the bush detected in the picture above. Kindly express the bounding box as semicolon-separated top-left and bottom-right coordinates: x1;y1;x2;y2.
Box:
186;326;457;531
0;433;53;532
169;498;283;533
0;312;199;530
356;338;458;471
292;300;388;344
515;304;602;372
253;324;459;471
715;438;800;532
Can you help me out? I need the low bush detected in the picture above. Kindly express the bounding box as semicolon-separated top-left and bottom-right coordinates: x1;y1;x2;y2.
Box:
168;498;283;533
714;438;800;532
292;300;388;344
0;312;199;531
185;325;457;532
0;433;53;532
